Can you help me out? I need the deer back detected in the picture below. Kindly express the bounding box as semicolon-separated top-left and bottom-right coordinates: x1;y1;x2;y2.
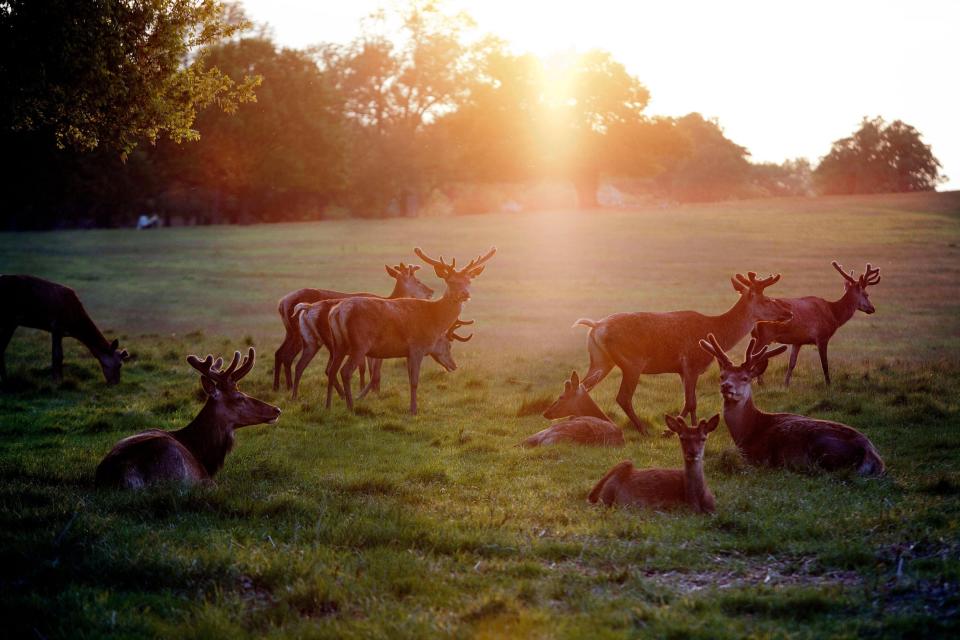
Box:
588;461;687;508
95;430;209;488
522;417;625;448
332;297;453;360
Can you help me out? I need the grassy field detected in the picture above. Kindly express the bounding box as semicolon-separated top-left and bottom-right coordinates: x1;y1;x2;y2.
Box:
1;192;959;638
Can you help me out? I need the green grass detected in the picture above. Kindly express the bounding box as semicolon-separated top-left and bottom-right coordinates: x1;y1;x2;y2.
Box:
1;192;959;638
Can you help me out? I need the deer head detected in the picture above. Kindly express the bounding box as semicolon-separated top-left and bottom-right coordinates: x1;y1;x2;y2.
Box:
699;333;787;404
98;338;130;385
730;271;792;323
414;247;497;303
832;261;880;314
386;262;434;299
665;414;720;463
187;348;281;428
428;319;474;371
543;371;589;419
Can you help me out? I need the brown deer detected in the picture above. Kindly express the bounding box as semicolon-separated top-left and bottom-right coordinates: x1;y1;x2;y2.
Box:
751;261;881;386
574;271;791;433
0;275;129;385
272;263;434;391
698;334;885;475
96;348;281;489
326;247;496;415
587;414;719;513
288;263;434;400
521;371;625;447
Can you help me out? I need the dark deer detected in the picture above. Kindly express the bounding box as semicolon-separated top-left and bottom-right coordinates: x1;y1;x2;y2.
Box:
96;348;281;489
751;261;881;385
0;275;129;385
289;263;433;400
272;263;434;391
521;371;624;447
327;247;495;415
588;414;719;513
574;271;791;433
699;334;885;475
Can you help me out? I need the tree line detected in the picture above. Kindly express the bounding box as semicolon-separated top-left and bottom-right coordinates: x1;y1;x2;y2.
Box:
0;1;945;229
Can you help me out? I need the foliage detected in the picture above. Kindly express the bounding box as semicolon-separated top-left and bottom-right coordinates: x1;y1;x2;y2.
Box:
750;158;814;198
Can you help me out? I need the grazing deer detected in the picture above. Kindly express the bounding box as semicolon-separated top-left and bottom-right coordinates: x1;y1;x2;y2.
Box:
588;414;719;513
699;334;885;475
289;263;434;400
96;348;281;489
272;263;434;391
751;261;881;386
0;275;129;385
574;272;791;433
327;247;495;415
521;371;624;447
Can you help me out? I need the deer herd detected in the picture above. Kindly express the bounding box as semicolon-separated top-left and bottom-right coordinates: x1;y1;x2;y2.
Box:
2;250;886;515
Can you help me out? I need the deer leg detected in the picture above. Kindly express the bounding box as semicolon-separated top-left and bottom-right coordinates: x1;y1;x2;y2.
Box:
615;368;648;435
283;332;301;391
323;352;346;399
291;341;321;400
581;334;614;390
679;370;699;423
358;359;383;399
0;325;15;381
816;340;831;385
51;330;64;383
784;344;801;386
407;355;423;416
359;357;367;391
325;349;348;409
340;352;363;411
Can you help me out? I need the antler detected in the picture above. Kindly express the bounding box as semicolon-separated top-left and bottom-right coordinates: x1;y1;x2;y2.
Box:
186;347;256;387
461;247;497;277
447;318;474;342
415;246;496;279
743;338;787;369
861;262;881;287
831;260;858;285
735;271;781;291
698;333;733;368
414;247;455;278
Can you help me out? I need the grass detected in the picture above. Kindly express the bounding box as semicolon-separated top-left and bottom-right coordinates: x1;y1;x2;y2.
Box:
1;191;959;638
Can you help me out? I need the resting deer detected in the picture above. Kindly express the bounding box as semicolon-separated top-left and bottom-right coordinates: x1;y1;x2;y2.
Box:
0;275;129;385
751;261;881;386
327;247;495;415
699;334;885;475
521;371;624;447
272;263;434;391
96;348;281;489
289;263;433;400
588;414;719;513
575;271;791;433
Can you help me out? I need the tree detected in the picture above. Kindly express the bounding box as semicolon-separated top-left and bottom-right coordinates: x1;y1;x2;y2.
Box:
814;116;944;194
750;158;813;198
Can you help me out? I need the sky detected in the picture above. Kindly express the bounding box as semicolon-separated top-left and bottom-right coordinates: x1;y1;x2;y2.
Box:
241;0;960;189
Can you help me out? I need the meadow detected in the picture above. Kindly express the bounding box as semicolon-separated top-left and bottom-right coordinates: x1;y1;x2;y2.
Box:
1;192;959;638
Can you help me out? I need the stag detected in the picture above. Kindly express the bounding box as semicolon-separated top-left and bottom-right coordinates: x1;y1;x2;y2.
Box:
588;414;719;513
289;263;433;400
96;348;281;489
699;334;885;475
751;261;881;385
521;371;624;447
574;271;791;433
327;247;496;415
272;263;433;391
0;275;129;385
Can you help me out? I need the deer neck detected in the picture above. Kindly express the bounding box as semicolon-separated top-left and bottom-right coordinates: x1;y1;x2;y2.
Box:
173;402;235;477
712;295;756;351
829;288;859;327
428;291;465;331
683;456;709;509
721;393;763;446
69;308;112;358
576;394;612;421
387;281;406;299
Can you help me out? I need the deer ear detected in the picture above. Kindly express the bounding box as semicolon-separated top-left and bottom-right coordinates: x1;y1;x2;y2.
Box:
200;376;219;397
119;349;130;361
563;380;572;393
570;371;580;388
701;414;720;434
664;414;685;434
110;339;119;350
385;265;399;277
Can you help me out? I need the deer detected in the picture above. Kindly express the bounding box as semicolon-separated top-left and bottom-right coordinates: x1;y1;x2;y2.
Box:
574;271;792;434
96;348;281;489
698;333;885;476
520;371;625;447
272;263;434;391
587;414;719;513
751;261;881;386
0;274;129;385
288;263;434;400
326;247;496;415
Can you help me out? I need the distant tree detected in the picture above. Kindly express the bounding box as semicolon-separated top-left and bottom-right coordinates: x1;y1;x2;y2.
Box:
750;158;813;197
814;117;944;194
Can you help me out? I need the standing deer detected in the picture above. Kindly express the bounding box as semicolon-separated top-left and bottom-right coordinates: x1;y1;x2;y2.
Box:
521;371;625;447
272;263;434;391
327;247;496;415
698;334;885;475
751;261;881;386
0;275;129;385
588;414;719;513
96;348;281;489
288;263;433;400
574;271;791;433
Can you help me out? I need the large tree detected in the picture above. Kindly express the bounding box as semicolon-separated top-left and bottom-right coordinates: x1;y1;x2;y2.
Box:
814;116;944;194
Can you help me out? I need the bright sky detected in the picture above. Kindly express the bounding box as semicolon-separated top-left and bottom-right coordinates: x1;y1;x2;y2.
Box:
242;0;960;189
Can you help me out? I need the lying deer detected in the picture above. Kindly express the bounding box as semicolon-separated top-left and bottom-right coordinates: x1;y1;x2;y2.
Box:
327;247;495;415
96;348;281;489
521;371;624;447
272;263;433;391
751;261;881;385
0;274;129;385
588;414;719;513
699;334;885;475
289;263;433;400
575;271;791;433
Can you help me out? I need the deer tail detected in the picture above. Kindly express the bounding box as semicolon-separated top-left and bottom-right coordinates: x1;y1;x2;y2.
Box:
587;460;633;503
518;428;549;448
859;445;886;477
573;318;598;330
329;304;347;351
292;302;312;318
